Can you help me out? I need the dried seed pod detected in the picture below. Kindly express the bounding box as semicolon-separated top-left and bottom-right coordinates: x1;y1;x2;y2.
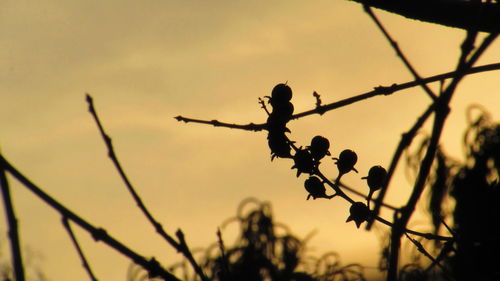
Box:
363;165;387;192
291;148;315;177
308;135;330;161
334;149;358;175
270;83;293;106
304;176;326;200
346;202;370;228
268;132;291;160
271;101;294;123
362;165;387;207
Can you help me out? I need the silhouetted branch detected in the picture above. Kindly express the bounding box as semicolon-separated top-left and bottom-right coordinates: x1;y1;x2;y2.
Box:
0;156;25;281
363;4;437;101
425;240;455;274
314;168;452;241
62;217;99;281
351;0;500;33
338;181;397;211
403;233;453;280
176;63;500;131
175;115;265;131
386;31;497;281
0;154;181;281
86;94;209;281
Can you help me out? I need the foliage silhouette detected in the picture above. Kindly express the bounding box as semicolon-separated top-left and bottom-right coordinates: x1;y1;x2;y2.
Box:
128;198;366;281
391;106;500;281
430;106;500;281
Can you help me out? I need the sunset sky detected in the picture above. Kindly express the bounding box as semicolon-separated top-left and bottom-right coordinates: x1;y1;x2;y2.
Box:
1;1;499;280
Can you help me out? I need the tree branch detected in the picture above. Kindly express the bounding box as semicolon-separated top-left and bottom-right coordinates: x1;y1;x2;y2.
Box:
0;154;181;281
0;155;25;281
385;32;497;281
86;95;209;281
176;63;500;131
62;217;99;281
364;5;437;101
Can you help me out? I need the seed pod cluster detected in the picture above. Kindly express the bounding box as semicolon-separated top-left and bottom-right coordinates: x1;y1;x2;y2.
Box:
266;83;294;160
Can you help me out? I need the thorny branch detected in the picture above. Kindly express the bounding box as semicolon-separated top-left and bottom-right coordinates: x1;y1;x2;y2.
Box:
86;94;209;281
0;154;181;281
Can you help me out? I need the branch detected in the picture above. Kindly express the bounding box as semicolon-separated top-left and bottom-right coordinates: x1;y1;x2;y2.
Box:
0;154;181;281
175;116;265;131
351;0;500;33
315;169;451;241
0;156;25;281
86;95;209;281
364;5;437;101
176;63;500;130
403;233;452;280
385;32;497;281
62;217;99;281
338;181;398;211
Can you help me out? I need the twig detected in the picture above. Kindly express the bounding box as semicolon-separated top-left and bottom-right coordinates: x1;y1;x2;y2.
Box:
62;217;99;281
0;154;181;281
363;5;438;101
175;116;264;131
85;94;209;281
425;240;455;274
258;97;271;115
176;63;500;131
0;155;25;281
403;233;450;276
337;181;398;211
217;228;230;280
315;171;353;203
315;170;451;241
440;217;456;237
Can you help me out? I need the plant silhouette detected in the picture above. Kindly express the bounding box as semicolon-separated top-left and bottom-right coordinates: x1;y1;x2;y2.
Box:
1;2;500;281
128;198;366;281
428;106;500;281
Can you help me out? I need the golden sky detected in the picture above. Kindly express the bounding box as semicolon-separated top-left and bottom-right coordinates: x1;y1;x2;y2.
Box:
1;1;499;280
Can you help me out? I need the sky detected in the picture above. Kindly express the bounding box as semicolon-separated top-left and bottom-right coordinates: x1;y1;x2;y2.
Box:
1;1;499;280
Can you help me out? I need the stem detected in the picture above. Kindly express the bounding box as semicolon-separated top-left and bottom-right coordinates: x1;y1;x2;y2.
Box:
62;217;99;281
364;5;437;101
86;95;209;281
0;155;25;281
0;154;181;281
